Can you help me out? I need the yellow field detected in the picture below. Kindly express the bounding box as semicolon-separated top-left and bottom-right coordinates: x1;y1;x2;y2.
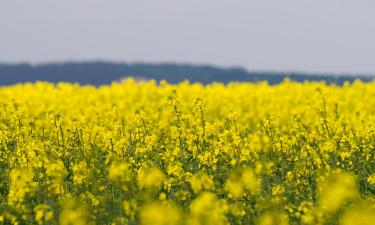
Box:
0;79;375;225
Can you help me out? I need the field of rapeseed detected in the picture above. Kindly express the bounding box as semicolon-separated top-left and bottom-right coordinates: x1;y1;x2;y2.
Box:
0;79;374;225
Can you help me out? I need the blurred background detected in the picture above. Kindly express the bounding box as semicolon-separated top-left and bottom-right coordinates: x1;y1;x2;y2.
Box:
1;0;374;85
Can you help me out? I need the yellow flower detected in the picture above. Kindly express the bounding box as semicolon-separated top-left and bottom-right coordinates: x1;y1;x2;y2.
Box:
240;168;260;194
225;168;260;198
108;161;131;182
188;192;228;225
139;202;182;225
340;201;375;225
258;211;288;225
73;161;89;186
45;160;66;195
167;162;183;177
1;79;375;225
33;204;54;225
318;171;358;213
123;200;138;220
137;166;165;189
367;173;375;185
8;168;36;205
59;196;92;225
189;172;214;194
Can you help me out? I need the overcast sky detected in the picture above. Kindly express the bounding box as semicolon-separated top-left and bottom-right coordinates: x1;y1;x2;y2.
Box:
1;0;375;74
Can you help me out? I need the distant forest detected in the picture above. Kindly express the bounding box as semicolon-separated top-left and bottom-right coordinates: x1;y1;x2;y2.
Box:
0;62;373;86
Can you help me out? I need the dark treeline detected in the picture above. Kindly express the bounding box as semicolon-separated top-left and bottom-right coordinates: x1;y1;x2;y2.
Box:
0;62;373;86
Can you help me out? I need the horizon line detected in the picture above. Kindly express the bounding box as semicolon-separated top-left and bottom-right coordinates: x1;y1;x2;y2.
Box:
1;60;374;78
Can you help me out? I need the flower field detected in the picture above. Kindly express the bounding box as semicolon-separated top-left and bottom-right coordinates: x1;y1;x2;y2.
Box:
0;79;375;225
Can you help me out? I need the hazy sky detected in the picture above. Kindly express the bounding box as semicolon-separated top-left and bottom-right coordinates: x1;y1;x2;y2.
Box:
1;0;375;74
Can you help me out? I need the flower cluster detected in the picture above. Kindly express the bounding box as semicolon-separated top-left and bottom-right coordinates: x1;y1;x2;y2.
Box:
0;79;374;224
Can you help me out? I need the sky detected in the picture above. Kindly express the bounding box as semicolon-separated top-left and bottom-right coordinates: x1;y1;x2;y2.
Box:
1;0;375;74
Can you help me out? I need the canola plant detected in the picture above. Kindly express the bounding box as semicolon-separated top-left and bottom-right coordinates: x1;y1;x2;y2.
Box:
0;79;374;225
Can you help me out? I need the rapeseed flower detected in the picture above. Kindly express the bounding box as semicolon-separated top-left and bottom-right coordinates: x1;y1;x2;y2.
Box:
139;202;182;225
1;79;375;224
189;172;214;193
137;166;165;189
